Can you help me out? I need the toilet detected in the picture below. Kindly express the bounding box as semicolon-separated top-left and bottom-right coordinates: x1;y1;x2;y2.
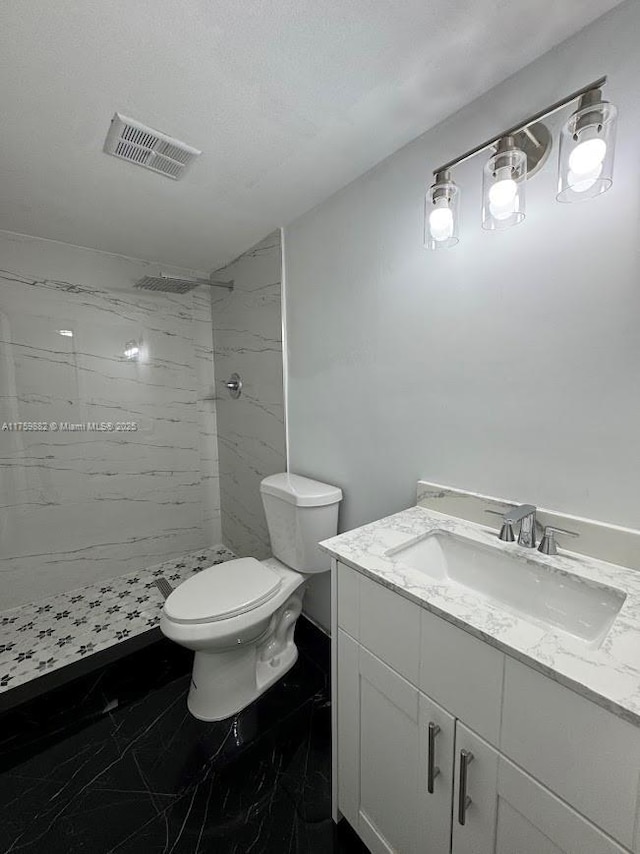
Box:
160;472;342;721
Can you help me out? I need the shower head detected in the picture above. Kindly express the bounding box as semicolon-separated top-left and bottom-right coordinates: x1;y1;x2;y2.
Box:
134;274;233;294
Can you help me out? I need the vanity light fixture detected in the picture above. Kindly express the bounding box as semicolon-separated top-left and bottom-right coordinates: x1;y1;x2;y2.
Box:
424;170;460;249
58;329;74;337
424;76;616;249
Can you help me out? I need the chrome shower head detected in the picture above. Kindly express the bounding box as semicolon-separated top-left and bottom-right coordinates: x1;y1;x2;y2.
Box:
134;274;233;294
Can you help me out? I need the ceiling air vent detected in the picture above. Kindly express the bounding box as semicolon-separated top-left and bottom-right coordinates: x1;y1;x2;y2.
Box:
104;113;201;180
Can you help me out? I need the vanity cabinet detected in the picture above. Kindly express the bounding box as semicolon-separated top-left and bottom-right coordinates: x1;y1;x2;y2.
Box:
335;562;640;854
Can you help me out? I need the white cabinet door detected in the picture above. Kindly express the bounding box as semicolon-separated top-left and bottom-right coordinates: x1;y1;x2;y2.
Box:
451;723;499;854
417;692;456;854
452;723;628;854
357;647;421;854
337;629;425;854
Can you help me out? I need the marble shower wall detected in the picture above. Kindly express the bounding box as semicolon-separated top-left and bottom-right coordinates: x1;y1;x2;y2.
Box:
212;231;286;558
0;231;221;609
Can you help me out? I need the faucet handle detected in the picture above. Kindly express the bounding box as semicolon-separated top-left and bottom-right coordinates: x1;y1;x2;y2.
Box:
484;509;516;542
538;525;579;555
498;520;516;542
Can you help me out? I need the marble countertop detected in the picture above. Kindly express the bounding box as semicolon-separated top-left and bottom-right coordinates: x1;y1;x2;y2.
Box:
320;505;640;727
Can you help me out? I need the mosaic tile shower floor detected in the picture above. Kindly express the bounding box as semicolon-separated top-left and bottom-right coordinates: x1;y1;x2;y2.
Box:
0;546;236;698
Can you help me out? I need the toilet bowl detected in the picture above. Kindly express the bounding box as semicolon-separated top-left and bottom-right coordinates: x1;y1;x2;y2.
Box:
160;473;342;721
160;557;305;720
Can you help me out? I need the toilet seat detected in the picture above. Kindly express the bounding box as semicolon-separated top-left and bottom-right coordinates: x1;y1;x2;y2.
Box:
164;557;282;624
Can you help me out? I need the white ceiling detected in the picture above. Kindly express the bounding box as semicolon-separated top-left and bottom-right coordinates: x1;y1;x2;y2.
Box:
0;0;623;271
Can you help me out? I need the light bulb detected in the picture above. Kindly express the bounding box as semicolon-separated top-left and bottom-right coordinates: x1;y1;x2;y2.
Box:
488;166;518;221
489;174;517;207
566;136;606;193
489;191;518;221
567;163;603;193
429;198;454;242
568;137;607;176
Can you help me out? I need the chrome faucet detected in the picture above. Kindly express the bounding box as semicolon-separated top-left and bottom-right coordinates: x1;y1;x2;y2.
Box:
498;504;537;548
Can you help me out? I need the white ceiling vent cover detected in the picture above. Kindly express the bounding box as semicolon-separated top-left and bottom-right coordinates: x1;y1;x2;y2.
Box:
104;113;201;180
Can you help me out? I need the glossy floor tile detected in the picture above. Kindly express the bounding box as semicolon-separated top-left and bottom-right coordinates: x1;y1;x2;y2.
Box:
0;619;368;853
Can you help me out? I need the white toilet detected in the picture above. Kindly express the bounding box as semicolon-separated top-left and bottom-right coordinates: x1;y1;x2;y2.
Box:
160;472;342;721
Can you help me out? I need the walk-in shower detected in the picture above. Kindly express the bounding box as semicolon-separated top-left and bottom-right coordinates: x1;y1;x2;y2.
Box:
0;227;284;709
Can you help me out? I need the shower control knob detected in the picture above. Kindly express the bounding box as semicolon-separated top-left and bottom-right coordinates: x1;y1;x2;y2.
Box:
224;373;242;399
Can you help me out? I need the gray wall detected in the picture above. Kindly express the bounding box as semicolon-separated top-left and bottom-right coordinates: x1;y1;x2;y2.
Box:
0;230;221;608
212;232;287;558
284;1;640;631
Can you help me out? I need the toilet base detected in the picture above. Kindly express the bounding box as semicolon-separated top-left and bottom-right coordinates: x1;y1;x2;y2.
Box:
186;591;303;722
187;644;299;722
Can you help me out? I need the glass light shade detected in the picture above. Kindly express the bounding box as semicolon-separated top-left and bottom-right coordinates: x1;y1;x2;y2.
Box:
424;173;460;250
557;98;617;202
482;138;527;230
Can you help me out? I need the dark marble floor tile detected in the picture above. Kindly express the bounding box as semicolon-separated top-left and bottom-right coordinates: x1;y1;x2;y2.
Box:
310;819;371;854
7;787;159;853
280;696;332;823
295;618;331;676
112;810;368;854
0;741;159;851
9;714;119;784
0;618;364;854
124;657;325;799
0;640;191;773
0;773;67;852
114;775;297;854
133;691;313;804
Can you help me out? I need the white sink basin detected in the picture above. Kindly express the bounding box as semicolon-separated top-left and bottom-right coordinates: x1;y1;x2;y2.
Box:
387;531;625;644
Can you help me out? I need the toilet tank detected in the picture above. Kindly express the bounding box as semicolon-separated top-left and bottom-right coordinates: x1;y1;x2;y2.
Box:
260;473;342;574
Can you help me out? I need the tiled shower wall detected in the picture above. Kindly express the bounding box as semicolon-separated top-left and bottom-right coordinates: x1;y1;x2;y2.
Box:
0;231;221;609
212;231;286;558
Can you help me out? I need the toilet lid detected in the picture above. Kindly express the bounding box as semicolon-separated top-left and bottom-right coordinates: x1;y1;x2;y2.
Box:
164;558;282;624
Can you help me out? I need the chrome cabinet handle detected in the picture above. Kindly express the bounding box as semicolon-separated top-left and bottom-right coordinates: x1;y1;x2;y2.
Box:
427;722;441;794
458;749;474;826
